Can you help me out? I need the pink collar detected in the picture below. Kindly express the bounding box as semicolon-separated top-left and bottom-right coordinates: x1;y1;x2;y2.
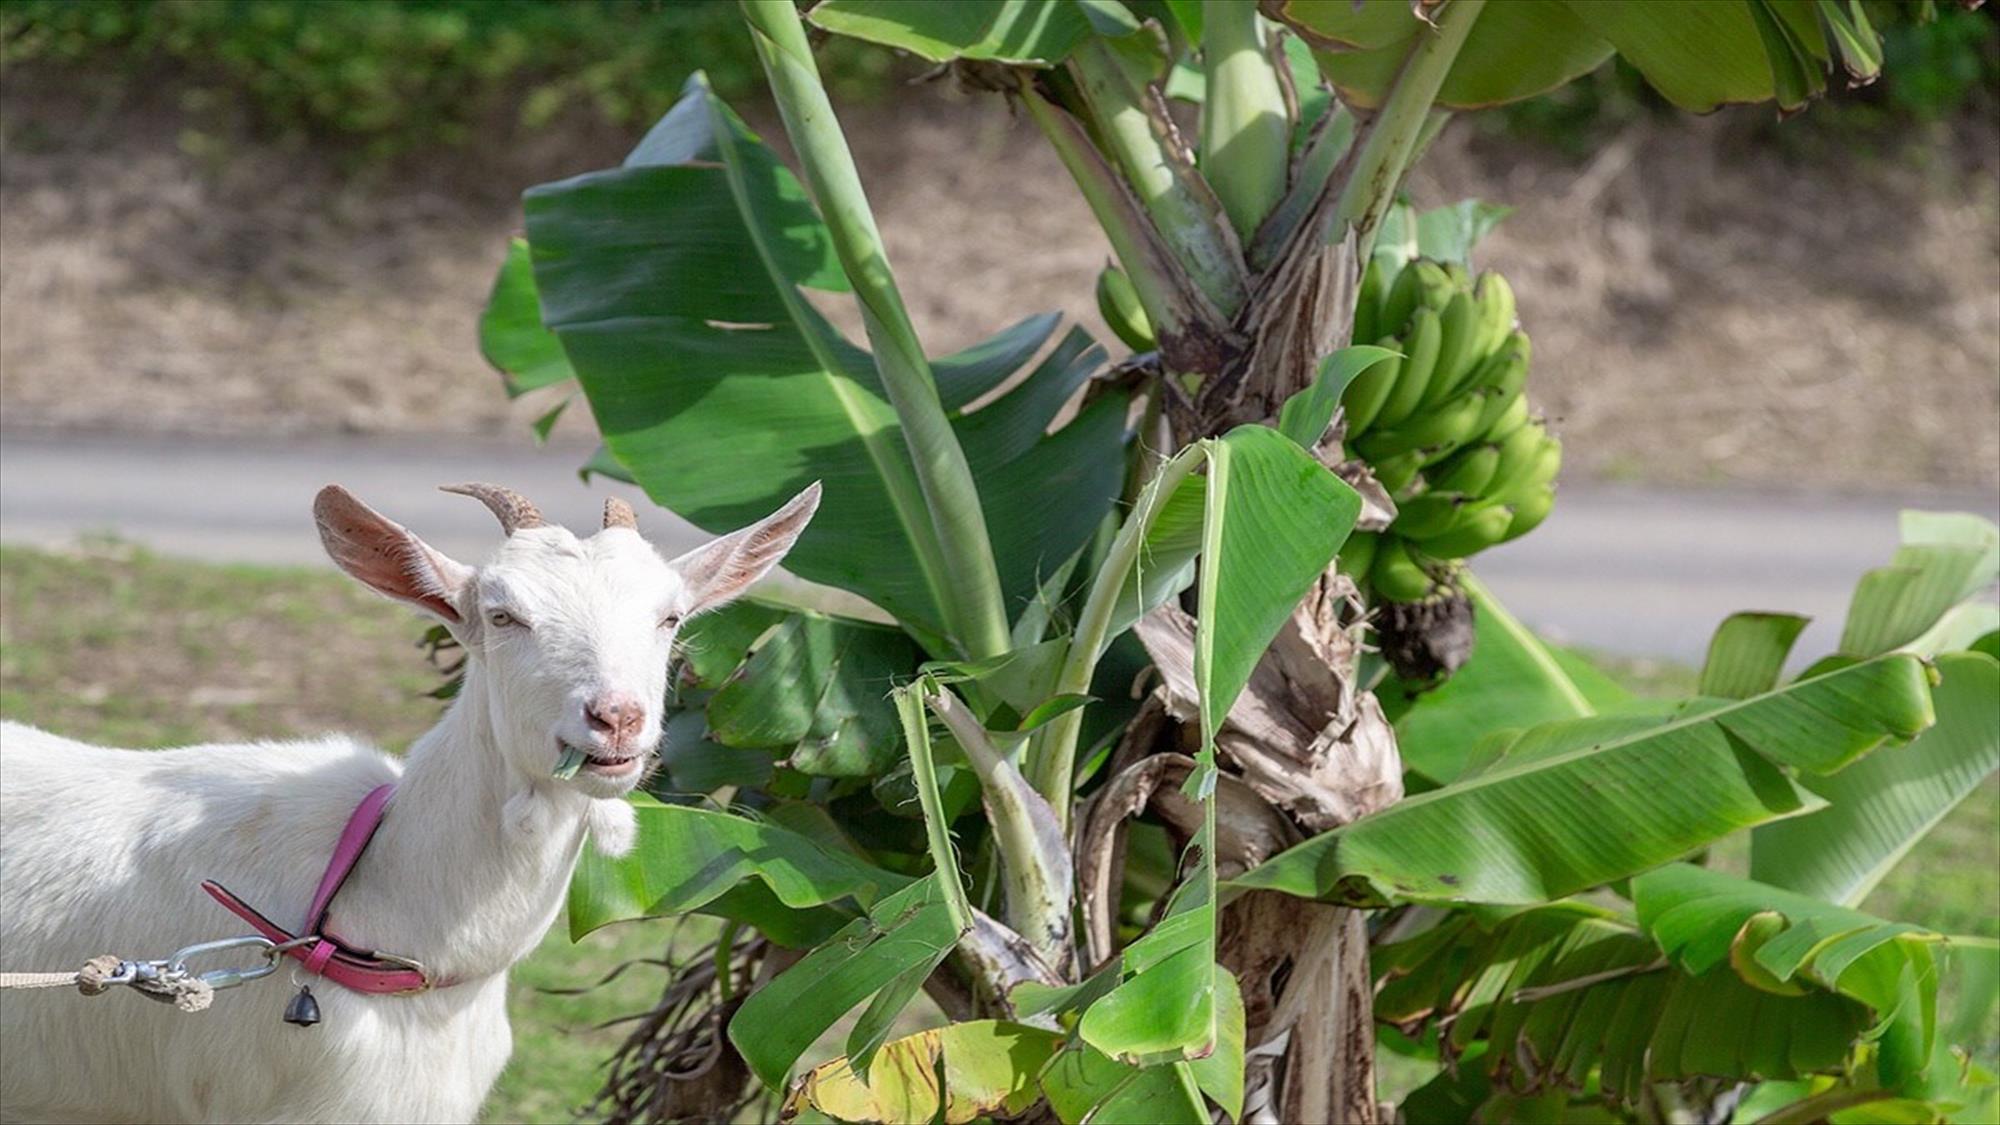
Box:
203;783;440;995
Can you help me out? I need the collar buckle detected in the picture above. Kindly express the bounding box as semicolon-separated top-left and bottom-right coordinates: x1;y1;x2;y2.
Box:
366;949;435;994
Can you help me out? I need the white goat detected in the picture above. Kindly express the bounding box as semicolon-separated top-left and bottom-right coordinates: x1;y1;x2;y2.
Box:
0;480;818;1123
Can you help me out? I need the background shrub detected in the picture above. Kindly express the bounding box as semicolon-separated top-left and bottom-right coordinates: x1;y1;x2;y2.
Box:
0;0;898;160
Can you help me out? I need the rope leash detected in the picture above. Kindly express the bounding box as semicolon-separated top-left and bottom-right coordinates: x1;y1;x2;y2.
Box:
0;936;292;1013
0;956;124;991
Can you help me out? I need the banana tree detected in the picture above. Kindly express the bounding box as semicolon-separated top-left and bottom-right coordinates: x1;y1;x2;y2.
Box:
478;1;1997;1121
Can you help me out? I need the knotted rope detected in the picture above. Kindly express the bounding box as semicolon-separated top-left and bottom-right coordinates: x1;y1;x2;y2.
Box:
0;954;215;1011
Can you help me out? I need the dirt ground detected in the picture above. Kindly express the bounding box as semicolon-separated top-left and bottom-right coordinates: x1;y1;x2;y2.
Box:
2;71;1996;495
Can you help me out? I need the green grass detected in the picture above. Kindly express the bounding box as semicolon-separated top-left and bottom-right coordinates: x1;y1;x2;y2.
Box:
2;544;1994;1120
490;920;696;1124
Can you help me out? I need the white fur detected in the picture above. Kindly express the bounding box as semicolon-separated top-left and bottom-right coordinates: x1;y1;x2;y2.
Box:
0;485;815;1123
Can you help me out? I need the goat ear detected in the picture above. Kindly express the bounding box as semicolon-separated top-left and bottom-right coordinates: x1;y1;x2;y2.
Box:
670;482;821;615
314;485;473;625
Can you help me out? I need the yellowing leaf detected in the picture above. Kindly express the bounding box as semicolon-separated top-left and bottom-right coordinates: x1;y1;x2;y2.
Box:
785;1021;1060;1125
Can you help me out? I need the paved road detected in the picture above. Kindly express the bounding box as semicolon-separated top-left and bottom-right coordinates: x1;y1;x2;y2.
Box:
3;429;1991;664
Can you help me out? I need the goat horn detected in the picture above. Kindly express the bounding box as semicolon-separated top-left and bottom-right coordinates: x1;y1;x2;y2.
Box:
439;483;545;534
603;496;638;531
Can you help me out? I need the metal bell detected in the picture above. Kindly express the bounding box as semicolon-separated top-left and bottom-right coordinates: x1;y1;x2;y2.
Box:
283;985;321;1027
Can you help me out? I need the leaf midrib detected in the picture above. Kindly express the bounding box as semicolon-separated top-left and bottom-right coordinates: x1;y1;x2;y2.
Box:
702;91;958;649
1366;653;1920;820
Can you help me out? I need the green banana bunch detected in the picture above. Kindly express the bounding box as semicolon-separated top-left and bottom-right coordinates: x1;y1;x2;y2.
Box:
1335;258;1563;606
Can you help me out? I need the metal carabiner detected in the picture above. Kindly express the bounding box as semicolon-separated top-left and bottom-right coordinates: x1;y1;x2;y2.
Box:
165;935;280;991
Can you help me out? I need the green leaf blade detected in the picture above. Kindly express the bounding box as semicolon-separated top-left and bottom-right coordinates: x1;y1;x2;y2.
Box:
1700;611;1812;699
567;797;912;940
1197;424;1362;741
1234;654;1934;906
1752;652;2000;905
730;876;964;1091
480;237;576;398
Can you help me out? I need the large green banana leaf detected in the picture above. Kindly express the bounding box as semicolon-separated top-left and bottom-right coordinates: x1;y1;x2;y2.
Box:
1232;653;1935;906
812;0;1868;121
703;612;919;778
1700;611;1812;699
1269;0;1879;115
806;0;1119;65
1633;863;1973;1089
567;797;909;945
647;600;925;785
507;74;1127;648
1376;903;1872;1109
1382;574;1631;785
1706;513;2000;906
1841;511;2000;659
731;875;964;1091
1752;652;2000;907
481;237;577;442
1042;1044;1209;1125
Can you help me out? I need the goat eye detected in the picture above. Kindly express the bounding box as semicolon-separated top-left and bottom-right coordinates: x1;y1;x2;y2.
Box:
488;610;519;629
658;613;682;630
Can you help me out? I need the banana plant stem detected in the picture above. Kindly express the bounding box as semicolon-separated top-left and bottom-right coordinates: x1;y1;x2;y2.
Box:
922;682;1073;967
740;0;1012;660
1332;0;1486;255
1029;443;1207;820
1201;0;1291;242
1017;85;1229;372
1068;40;1248;317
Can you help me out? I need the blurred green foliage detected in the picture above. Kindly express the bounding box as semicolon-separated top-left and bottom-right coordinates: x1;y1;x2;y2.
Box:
1;0;1989;164
0;0;896;158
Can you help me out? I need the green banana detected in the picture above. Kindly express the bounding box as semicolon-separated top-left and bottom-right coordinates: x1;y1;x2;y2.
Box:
1490;434;1561;506
1338;531;1380;579
1413;261;1455;314
1339;340;1403;438
1472;271;1516;358
1374;449;1425;496
1481;391;1531;444
1425;442;1501;496
1357;385;1486;463
1353;257;1386;348
1343;264;1558;572
1423;289;1481;409
1368;535;1436;603
1441;346;1507;405
1470;332;1531;432
1488;420;1547;492
1503;485;1556;542
1475;339;1530;401
1381;260;1424;337
1095;265;1154;351
1374;305;1441;429
1393;490;1475;539
1422;502;1515;559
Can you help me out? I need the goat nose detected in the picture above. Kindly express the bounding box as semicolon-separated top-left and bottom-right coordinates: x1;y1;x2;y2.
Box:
584;693;645;747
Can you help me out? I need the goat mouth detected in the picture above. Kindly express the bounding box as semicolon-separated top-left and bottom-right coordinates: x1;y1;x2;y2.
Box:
582;753;642;777
554;742;647;780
